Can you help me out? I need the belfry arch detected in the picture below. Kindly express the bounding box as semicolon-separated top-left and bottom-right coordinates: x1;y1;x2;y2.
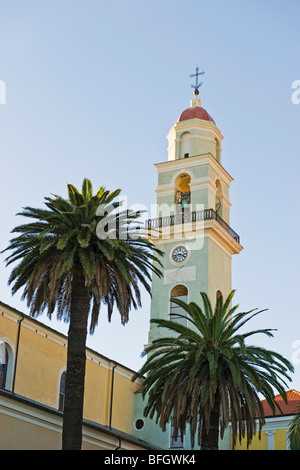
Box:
174;173;191;210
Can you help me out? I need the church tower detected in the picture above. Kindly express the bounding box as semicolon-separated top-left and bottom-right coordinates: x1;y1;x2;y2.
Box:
146;72;243;344
133;72;243;449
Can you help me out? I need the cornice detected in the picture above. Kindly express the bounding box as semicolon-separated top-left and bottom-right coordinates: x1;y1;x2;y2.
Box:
155;178;232;207
155;153;233;185
147;219;243;256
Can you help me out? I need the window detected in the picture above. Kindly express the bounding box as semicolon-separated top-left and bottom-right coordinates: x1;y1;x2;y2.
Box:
170;419;184;448
0;342;10;390
180;132;191;158
184;153;189;158
170;285;188;326
216;290;223;300
0;343;8;389
58;371;66;411
175;173;191;215
135;418;145;431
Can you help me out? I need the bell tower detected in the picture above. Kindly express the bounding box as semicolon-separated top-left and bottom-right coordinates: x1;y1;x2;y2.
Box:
133;73;243;449
146;74;243;345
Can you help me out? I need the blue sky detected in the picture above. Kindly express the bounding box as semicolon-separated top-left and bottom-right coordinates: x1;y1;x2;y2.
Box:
0;1;299;390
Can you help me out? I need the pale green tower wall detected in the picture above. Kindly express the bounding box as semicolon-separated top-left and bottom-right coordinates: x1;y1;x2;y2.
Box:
147;234;232;345
148;237;209;344
133;390;201;450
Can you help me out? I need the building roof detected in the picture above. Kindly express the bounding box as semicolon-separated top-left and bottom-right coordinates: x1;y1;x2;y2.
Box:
261;389;300;417
178;106;215;124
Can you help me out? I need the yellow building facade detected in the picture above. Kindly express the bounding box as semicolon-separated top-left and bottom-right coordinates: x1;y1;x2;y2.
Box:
0;300;158;450
230;390;300;451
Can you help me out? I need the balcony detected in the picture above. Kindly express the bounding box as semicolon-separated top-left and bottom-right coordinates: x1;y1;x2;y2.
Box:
145;208;240;244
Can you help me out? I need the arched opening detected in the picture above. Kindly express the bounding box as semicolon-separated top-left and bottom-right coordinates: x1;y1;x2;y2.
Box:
215;179;223;216
215;138;220;163
58;371;66;411
170;285;188;326
175;173;191;214
216;290;223;301
0;342;13;390
170;417;184;448
181;132;191;158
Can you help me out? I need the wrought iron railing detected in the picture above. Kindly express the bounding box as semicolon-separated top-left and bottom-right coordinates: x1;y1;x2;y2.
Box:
145;208;240;243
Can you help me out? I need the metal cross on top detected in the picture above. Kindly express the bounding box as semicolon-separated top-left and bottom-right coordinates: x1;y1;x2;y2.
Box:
190;67;205;95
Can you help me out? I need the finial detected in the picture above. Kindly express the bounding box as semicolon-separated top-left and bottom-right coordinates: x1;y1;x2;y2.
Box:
190;67;205;96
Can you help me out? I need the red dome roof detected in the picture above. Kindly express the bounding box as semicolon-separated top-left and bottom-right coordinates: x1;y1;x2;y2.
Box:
179;106;215;124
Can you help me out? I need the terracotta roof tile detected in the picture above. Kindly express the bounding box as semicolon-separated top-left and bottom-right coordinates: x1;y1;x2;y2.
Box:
261;389;300;417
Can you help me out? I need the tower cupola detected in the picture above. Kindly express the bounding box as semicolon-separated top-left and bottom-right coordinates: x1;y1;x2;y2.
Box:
166;90;223;163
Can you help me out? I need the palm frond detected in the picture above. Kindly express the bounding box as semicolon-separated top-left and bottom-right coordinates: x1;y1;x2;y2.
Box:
3;178;163;334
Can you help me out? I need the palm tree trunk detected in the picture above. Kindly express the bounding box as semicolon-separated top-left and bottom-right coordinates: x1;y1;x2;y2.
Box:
62;273;90;450
200;394;220;450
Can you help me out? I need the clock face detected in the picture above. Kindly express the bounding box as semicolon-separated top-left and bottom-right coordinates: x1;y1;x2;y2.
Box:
172;246;188;263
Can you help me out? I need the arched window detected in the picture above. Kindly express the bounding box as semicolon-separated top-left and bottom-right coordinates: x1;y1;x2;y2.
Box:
170;285;188;326
170;417;184;448
181;132;191;158
215;138;220;163
58;371;66;411
0;341;12;390
216;290;223;301
175;174;191;213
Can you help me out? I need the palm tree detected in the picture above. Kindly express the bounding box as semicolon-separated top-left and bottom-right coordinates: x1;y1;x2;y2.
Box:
133;290;294;450
288;405;300;450
2;178;163;450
